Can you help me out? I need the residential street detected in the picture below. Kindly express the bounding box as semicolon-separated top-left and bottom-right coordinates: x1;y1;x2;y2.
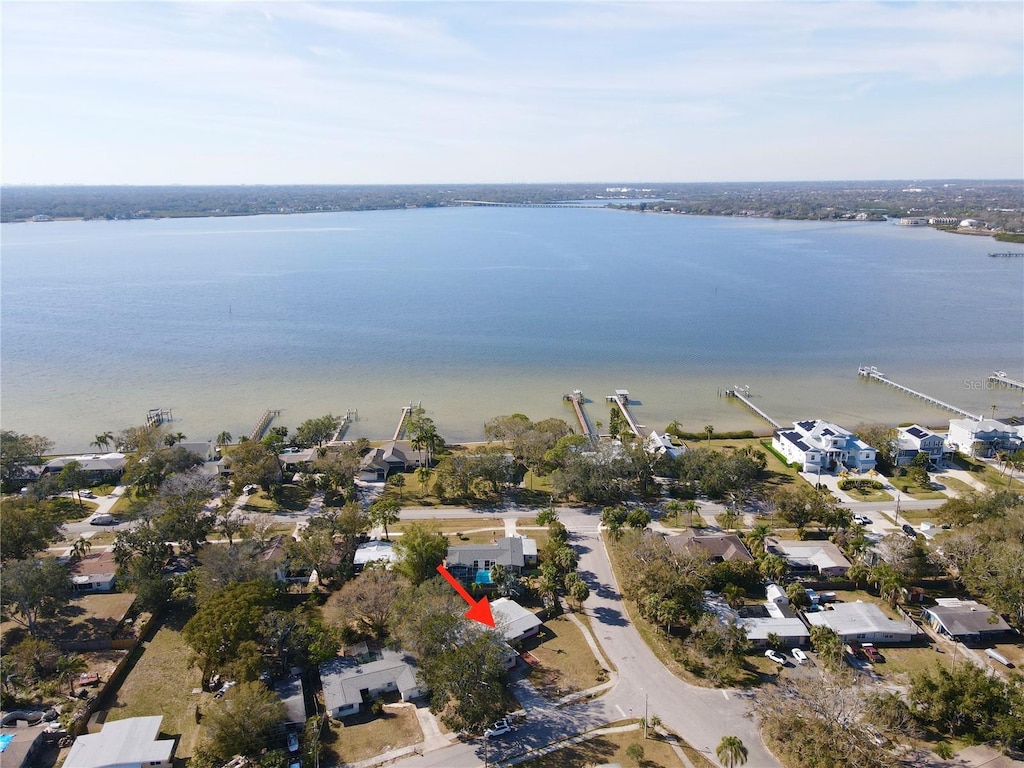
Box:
389;504;779;768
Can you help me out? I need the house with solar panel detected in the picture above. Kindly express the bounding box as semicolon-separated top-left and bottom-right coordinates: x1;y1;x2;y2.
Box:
896;425;949;466
772;420;876;473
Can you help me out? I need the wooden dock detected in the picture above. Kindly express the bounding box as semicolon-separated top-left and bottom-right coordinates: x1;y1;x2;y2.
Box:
393;402;421;441
329;409;359;442
858;366;981;420
146;408;172;428
988;371;1024;392
724;386;781;429
562;389;596;440
605;389;643;438
249;408;282;441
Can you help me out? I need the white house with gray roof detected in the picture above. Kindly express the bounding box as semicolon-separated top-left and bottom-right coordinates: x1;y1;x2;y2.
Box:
805;601;920;644
445;536;537;581
491;598;543;644
772;420;876;473
63;716;175;768
765;538;852;577
946;419;1022;458
319;647;423;719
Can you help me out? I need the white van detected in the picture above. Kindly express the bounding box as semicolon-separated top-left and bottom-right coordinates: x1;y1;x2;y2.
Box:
89;513;115;525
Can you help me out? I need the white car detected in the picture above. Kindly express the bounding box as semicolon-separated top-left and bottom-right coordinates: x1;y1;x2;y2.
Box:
852;514;871;526
792;648;808;664
79;489;96;498
287;731;300;752
88;513;115;525
484;719;512;738
764;649;787;665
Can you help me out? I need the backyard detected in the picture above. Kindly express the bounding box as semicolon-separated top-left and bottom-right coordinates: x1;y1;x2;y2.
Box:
100;607;205;758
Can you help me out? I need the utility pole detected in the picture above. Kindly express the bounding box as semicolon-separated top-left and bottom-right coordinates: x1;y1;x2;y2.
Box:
894;493;901;527
644;692;648;739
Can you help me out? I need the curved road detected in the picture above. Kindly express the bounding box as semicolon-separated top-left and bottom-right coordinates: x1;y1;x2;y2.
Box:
389;503;778;768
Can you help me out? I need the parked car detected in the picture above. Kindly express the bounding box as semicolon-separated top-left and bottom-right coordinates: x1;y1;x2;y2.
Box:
484;719;513;738
764;649;787;665
88;513;115;525
845;642;867;660
853;514;871;526
791;648;808;664
862;643;885;663
79;489;95;499
902;523;917;538
287;731;300;752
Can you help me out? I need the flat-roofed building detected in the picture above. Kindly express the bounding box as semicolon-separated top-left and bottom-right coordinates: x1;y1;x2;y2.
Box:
63;716;175;768
805;601;920;644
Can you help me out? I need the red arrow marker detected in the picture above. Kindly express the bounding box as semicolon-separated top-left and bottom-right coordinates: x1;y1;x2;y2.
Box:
436;563;495;627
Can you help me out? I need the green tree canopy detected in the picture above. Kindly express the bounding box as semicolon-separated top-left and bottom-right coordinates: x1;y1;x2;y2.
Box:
393;521;448;585
1;558;72;635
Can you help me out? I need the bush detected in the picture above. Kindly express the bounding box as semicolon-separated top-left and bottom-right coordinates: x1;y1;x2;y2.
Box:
838;478;883;491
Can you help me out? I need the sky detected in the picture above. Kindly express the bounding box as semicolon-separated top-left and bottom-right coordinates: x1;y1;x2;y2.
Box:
2;1;1022;185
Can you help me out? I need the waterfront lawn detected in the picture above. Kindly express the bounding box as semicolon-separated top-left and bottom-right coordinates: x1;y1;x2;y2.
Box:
887;476;946;500
516;728;689;768
950;456;1024;491
322;704;422;764
102;607;204;758
519;614;607;700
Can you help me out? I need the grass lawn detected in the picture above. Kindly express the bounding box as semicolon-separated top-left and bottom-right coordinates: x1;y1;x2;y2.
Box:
949;457;1024;492
519;615;607;700
841;487;894;502
935;475;975;495
887;476;946;500
103;607;205;758
516;727;689;768
877;645;950;682
322;704;422;764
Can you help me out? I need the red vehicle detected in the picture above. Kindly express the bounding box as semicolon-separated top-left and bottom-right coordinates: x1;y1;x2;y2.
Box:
862;643;885;663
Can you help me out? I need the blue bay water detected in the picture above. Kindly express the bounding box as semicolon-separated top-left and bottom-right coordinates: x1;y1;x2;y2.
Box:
2;207;1022;453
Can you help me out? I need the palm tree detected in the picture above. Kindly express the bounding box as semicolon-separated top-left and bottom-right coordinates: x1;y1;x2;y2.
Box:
684;500;699;527
723;583;745;609
663;499;683;526
91;431;114;452
70;536;92;563
758;553;788;582
716;736;748;768
216;431;233;446
55;654;88;695
164;432;187;447
746;523;772;553
704;424;715;443
388;473;406;500
416;465;433;497
847;560;871;589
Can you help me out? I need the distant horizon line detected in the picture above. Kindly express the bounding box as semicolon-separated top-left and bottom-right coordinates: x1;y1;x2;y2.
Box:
3;178;1022;189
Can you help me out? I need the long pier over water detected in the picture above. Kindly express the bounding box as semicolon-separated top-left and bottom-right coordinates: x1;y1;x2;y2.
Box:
988;371;1024;392
725;387;781;429
562;389;596;441
606;389;644;438
858;366;981;420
